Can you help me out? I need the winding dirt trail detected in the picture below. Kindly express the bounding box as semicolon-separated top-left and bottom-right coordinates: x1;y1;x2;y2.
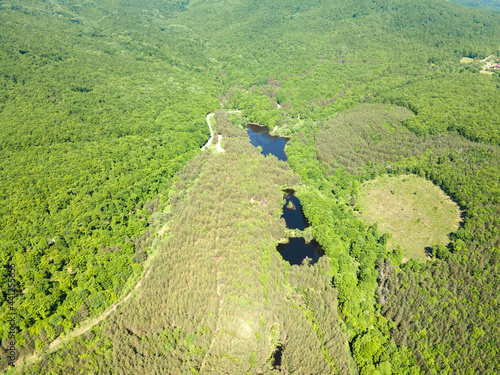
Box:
202;110;242;153
215;135;225;153
51;268;150;348
201;113;215;151
15;268;151;369
16;109;237;371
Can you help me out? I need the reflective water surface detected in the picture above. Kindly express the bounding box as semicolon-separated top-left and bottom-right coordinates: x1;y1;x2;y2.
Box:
247;124;288;161
246;127;324;266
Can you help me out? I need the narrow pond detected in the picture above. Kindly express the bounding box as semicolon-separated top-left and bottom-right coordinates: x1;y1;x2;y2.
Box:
279;190;324;265
246;124;324;265
281;191;308;230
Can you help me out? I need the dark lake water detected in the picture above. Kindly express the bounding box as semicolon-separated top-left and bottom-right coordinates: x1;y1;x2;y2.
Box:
279;192;324;265
281;192;308;230
277;239;324;266
247;124;288;161
279;191;324;266
246;126;324;266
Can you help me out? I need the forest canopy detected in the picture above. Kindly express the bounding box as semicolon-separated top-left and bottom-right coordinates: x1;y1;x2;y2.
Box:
1;0;499;373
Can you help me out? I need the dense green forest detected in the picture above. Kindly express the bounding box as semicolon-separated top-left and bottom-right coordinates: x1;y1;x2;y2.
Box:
0;3;218;364
11;139;359;374
289;104;500;373
1;0;499;373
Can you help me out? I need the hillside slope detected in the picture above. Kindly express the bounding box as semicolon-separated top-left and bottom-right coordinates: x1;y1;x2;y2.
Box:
14;139;357;374
1;0;499;373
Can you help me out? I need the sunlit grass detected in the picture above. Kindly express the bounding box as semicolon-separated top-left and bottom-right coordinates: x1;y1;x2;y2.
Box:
357;174;461;261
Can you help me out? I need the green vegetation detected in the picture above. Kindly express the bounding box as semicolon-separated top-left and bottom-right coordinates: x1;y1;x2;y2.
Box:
302;103;500;373
285;138;421;374
376;72;500;144
315;103;476;177
1;0;499;373
380;145;500;373
357;175;461;260
316;103;417;176
0;0;218;364
12;138;356;374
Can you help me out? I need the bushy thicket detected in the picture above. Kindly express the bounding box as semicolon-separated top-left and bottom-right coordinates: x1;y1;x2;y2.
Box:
13;137;356;374
2;0;499;372
315;103;478;176
380;146;500;373
286;137;421;374
304;102;500;373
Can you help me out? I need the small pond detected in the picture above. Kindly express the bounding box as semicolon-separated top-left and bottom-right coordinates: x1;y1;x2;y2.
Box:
277;238;324;266
247;124;288;161
281;190;308;230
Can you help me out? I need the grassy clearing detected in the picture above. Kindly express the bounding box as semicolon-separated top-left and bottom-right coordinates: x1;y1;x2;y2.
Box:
357;174;461;261
460;57;474;64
